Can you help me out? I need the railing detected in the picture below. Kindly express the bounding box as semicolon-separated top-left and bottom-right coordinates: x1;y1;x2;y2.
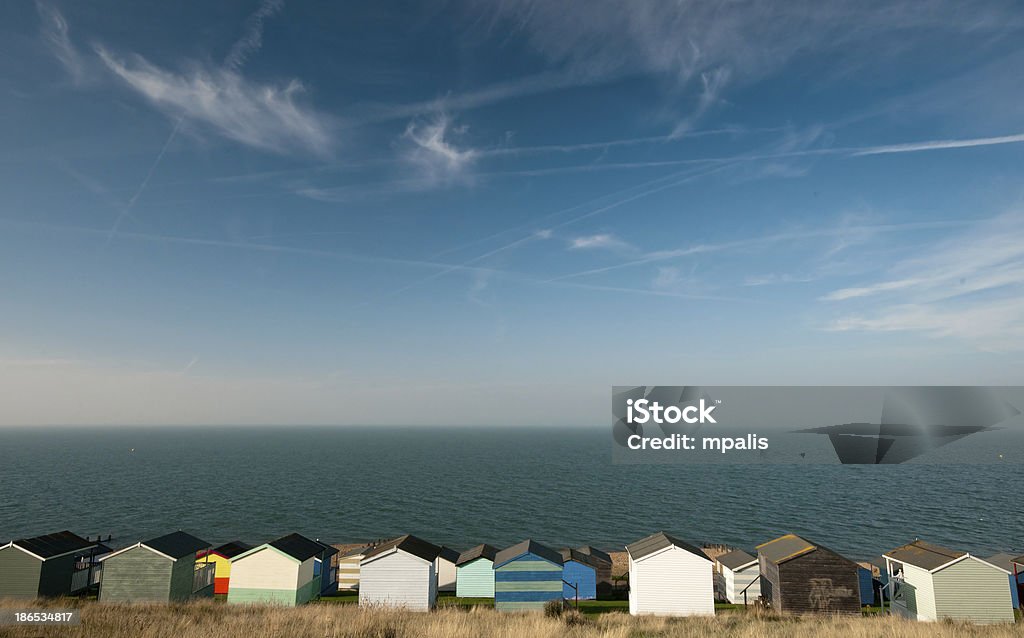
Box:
193;563;216;593
70;568;91;593
738;575;761;606
70;562;103;593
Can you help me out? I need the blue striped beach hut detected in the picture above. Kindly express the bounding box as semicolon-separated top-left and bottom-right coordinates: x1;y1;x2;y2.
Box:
493;540;564;611
560;548;599;600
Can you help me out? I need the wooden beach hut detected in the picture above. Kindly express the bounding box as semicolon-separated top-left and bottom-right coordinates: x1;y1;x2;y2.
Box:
576;546;614;596
714;549;760;604
756;534;860;615
883;540;1013;624
359;535;441;611
436;546;459;593
560;548;600;600
195;541;251;595
337;546;367;592
0;531;104;599
313;541;339;595
455;544;497;598
99;531;214;602
626;531;715;617
493;540;564;611
986;553;1023;608
227;533;333;606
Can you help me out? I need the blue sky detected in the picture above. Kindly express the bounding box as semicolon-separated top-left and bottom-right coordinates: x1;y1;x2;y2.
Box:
2;0;1024;426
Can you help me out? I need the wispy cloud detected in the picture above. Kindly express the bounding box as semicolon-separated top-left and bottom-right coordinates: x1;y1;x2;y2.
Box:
96;47;333;157
670;67;732;138
35;2;86;84
823;213;1024;350
744;273;818;287
348;69;595;125
224;0;285;72
470;0;1021;123
400;114;479;186
568;233;634;252
549;219;970;282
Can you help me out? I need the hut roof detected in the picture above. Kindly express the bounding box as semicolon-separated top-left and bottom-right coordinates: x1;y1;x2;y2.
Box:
495;540;563;568
202;541;252;560
560;548;602;569
316;540;339;558
756;534;818;565
984;553;1019;572
268;533;329;562
437;546;460;564
626;532;709;562
883;540;966;572
576;546;613;565
363;535;441;563
456;544;498;566
717;549;758;570
1012;554;1024;567
340;545;370;558
9;530;96;560
143;531;210;559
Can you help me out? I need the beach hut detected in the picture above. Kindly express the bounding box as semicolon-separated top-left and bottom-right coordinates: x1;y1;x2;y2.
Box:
359;535;441;611
436;546;459;593
882;540;1013;624
99;531;214;602
560;548;600;601
0;531;104;598
715;549;760;604
493;540;564;611
195;541;251;595
986;553;1022;608
227;533;333;606
337;546;367;592
455;544;497;598
756;534;860;615
857;565;875;606
626;531;715;617
314;541;339;595
576;546;614;596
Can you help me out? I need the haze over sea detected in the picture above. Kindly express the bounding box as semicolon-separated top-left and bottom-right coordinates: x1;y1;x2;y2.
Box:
1;426;1020;559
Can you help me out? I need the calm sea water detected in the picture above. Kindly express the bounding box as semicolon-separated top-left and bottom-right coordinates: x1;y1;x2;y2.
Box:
1;426;1020;560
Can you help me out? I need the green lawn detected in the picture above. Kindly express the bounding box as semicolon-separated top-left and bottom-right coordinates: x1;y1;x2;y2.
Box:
318;593;359;605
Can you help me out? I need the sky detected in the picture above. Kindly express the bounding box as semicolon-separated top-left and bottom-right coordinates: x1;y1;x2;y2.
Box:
2;0;1024;426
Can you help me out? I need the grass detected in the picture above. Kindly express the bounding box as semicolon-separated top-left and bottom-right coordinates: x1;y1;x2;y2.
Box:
0;598;1021;638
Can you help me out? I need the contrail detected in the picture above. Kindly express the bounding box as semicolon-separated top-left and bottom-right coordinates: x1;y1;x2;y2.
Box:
106;115;184;246
359;161;739;306
224;0;285;72
107;1;284;246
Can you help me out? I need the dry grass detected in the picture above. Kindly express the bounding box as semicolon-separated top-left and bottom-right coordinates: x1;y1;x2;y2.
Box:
0;599;1021;638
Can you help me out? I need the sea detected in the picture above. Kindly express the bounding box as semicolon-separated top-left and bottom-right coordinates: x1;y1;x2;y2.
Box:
1;426;1021;560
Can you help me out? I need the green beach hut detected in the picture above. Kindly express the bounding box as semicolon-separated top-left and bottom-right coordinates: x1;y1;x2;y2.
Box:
0;530;104;599
98;531;214;602
455;544;498;598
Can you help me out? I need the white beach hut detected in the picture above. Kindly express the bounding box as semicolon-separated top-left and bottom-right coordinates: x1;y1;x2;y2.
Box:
626;531;715;617
359;535;441;611
884;539;1014;625
715;549;761;604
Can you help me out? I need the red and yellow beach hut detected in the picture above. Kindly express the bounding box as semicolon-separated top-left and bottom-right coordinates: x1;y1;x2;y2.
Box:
196;541;252;595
